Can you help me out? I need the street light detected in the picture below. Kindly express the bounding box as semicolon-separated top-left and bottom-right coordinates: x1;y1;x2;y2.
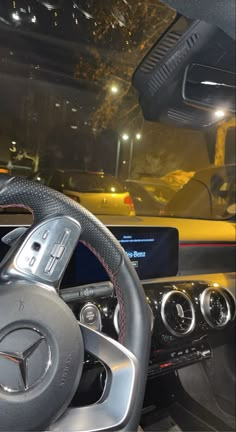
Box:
115;132;142;178
12;12;20;21
122;133;129;141
214;109;225;119
110;85;119;95
128;133;142;178
115;133;129;178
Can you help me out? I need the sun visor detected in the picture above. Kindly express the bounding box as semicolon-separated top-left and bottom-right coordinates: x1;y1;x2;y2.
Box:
160;0;236;40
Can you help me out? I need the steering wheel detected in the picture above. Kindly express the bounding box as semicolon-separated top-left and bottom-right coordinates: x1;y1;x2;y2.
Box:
0;175;151;432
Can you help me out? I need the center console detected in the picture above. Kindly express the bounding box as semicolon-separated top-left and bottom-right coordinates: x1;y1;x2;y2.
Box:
60;279;235;381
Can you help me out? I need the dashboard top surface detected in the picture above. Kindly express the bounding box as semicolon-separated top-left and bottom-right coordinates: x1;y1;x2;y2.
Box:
0;213;235;242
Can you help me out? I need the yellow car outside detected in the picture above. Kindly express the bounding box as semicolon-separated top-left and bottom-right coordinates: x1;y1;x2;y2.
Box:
48;170;135;216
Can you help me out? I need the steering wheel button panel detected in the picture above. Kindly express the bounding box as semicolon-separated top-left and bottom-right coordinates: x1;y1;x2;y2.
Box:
60;229;71;246
42;230;49;240
29;257;36;267
44;257;56;275
50;244;65;260
0;216;81;288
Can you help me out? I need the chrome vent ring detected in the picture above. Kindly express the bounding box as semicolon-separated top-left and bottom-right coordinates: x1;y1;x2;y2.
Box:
161;290;195;337
200;287;231;329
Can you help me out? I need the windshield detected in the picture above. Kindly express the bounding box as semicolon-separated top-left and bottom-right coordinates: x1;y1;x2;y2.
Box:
0;1;235;219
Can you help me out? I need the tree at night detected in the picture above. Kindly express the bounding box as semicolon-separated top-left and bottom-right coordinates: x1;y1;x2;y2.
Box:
74;0;175;130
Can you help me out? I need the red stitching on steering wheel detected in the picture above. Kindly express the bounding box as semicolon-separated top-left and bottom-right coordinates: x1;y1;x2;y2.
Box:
0;203;33;217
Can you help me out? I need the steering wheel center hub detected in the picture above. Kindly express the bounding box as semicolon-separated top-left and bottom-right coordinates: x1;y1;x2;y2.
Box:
0;282;84;431
0;327;51;393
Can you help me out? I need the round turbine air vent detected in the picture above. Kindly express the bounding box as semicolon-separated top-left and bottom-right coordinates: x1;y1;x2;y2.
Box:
161;291;195;337
200;287;231;328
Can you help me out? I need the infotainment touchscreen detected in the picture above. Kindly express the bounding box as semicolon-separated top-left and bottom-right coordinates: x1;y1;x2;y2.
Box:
110;227;178;280
0;226;179;285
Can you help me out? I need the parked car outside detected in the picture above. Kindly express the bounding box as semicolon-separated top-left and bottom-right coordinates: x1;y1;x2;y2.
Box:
160;170;195;190
47;170;135;216
136;180;176;205
123;180;164;216
161;165;236;219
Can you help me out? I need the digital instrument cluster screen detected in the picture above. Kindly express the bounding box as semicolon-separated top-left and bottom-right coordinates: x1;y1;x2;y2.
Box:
0;226;179;286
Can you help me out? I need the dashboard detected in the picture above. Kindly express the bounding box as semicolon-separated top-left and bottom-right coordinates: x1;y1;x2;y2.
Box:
0;222;235;401
0;225;179;285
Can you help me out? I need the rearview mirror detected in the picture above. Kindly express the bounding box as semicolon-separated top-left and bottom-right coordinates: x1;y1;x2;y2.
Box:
183;64;236;114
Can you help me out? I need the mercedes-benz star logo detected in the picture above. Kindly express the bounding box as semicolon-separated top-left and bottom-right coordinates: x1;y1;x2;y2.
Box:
0;329;51;393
